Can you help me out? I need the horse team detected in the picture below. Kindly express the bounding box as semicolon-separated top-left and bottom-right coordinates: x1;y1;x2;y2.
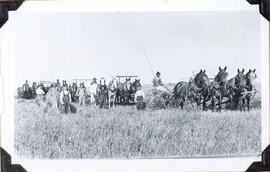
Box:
17;66;257;111
173;67;257;111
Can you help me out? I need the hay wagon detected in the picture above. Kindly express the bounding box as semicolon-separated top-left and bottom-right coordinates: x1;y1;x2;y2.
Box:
115;75;139;105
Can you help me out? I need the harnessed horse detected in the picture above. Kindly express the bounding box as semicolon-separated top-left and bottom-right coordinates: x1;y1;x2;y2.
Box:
207;66;228;111
241;69;257;111
225;69;247;110
173;70;210;110
116;78;141;104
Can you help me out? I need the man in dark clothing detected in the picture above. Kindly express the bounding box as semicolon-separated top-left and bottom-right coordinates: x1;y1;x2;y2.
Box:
55;79;61;88
98;79;108;109
60;86;72;113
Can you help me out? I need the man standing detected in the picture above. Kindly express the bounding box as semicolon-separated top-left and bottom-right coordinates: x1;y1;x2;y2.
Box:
134;86;146;110
76;83;86;106
22;80;32;99
55;79;61;88
60;86;72;113
98;78;108;109
36;85;45;96
89;78;98;105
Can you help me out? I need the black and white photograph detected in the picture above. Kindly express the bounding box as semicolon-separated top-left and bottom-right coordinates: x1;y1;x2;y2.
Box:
0;0;269;171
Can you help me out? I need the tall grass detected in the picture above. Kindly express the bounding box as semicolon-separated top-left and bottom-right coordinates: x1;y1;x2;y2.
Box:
14;99;261;159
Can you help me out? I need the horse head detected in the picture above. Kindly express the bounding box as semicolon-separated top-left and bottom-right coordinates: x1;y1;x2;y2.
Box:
32;82;37;89
62;80;67;86
246;69;257;88
235;68;246;89
132;79;141;92
80;82;85;88
125;78;132;91
215;66;228;86
194;69;210;88
108;79;118;92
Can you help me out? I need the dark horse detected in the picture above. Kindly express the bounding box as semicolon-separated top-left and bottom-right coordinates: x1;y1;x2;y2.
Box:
207;66;229;111
225;69;247;110
116;78;141;104
242;69;257;111
173;70;210;110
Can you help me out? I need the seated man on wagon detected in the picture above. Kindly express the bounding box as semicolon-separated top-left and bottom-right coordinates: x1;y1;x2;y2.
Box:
152;71;168;92
152;71;163;87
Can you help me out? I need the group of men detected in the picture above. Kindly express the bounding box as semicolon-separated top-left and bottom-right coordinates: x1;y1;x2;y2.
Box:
20;71;164;112
58;78;106;113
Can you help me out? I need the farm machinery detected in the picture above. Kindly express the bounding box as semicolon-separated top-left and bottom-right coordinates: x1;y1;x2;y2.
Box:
115;75;139;105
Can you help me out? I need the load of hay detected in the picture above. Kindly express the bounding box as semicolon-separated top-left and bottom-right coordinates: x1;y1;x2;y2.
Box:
43;87;61;113
144;87;175;110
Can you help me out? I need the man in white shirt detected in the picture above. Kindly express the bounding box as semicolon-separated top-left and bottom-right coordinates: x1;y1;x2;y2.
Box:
36;85;45;96
35;85;45;106
76;83;86;106
134;86;146;110
89;78;98;105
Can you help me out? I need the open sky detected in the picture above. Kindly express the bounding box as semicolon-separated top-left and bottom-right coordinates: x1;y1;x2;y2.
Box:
1;11;261;87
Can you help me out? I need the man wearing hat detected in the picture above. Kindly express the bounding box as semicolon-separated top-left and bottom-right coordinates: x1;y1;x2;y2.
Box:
76;83;87;106
55;79;61;88
134;85;146;110
60;86;72;113
152;71;163;87
98;78;108;108
89;78;98;105
35;85;45;106
36;85;45;96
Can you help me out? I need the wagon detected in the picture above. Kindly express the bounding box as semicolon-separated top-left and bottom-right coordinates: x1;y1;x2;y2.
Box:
115;75;139;105
38;80;54;87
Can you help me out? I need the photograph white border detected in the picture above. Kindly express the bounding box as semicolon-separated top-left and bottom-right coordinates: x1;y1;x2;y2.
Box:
0;0;269;171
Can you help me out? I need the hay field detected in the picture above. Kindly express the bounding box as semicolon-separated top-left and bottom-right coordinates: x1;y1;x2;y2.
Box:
14;89;261;159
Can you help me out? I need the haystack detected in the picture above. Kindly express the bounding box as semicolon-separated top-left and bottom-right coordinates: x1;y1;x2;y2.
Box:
43;88;61;113
146;88;174;109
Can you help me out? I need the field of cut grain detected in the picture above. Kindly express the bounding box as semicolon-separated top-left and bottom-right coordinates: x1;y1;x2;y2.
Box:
14;98;261;159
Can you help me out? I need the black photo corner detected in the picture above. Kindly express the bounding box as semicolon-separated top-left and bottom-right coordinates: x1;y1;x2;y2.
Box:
1;148;26;172
0;0;269;172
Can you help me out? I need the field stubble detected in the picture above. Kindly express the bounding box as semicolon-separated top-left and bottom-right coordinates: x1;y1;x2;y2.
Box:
14;98;261;159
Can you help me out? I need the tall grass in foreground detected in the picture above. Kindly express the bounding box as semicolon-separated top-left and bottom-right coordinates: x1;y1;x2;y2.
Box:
14;99;261;159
